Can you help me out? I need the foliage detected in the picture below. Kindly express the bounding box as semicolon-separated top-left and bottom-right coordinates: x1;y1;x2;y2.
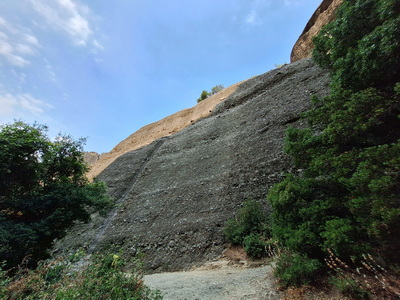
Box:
0;263;10;299
2;252;163;300
196;85;225;103
274;252;321;287
211;84;224;95
268;0;400;287
0;121;112;268
243;233;266;259
328;275;369;299
197;90;210;103
223;200;270;258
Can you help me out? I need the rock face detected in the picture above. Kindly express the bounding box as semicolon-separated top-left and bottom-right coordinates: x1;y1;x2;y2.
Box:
83;152;100;167
291;0;343;62
86;82;244;181
54;59;330;273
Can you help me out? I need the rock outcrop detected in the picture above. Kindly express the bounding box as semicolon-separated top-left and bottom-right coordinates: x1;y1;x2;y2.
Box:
83;152;100;167
54;59;330;273
291;0;343;62
87;82;244;181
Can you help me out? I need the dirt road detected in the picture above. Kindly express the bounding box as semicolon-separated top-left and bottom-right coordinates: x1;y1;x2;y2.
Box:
144;260;281;300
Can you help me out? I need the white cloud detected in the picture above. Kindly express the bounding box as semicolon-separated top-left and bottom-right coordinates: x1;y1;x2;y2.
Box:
245;10;257;24
29;0;98;48
16;43;36;55
0;93;54;116
0;18;40;68
244;0;271;25
24;34;40;47
0;38;31;67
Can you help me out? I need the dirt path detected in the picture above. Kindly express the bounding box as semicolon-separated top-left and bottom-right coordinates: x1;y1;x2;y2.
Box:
144;260;281;300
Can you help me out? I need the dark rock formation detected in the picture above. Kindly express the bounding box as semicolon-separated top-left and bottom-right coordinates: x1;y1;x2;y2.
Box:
54;59;330;273
291;0;343;62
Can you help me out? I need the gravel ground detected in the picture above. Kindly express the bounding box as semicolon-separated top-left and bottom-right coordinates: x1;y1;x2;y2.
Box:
144;260;281;300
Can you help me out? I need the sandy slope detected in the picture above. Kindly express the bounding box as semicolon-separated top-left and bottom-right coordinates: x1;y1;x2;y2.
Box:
87;81;245;180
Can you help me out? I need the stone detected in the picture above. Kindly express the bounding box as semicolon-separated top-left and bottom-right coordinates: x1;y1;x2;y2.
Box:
54;59;330;274
291;0;343;62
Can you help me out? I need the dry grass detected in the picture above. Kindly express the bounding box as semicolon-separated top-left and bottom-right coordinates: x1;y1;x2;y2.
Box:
325;249;400;299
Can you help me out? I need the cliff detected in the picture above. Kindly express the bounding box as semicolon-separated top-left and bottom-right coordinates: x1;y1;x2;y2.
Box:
54;59;330;273
86;82;244;181
290;0;343;62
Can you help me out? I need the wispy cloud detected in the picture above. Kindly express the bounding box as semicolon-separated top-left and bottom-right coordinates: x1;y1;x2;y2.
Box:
0;93;54;117
244;0;271;25
0;17;40;67
245;10;257;24
29;0;102;49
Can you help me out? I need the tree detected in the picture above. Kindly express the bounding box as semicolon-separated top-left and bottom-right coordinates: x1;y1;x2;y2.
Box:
211;84;224;95
196;85;225;103
0;121;112;268
268;0;400;275
196;90;210;103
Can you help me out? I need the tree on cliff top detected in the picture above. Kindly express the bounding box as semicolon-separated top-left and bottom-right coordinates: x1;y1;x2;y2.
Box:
197;85;225;103
0;121;112;268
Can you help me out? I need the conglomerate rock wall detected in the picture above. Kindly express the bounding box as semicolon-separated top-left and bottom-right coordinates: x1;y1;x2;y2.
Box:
54;59;330;273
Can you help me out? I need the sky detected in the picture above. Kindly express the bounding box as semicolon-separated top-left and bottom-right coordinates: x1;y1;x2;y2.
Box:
0;0;322;153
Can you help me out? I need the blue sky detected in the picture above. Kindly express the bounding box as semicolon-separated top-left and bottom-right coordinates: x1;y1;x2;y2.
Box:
0;0;321;153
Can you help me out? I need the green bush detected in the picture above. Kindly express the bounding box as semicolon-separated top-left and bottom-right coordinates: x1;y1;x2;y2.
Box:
3;252;163;300
329;275;369;299
274;252;321;287
243;233;266;259
223;200;269;245
224;200;271;258
196;90;209;103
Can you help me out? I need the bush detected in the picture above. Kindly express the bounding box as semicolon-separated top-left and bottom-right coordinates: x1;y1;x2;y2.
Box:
274;252;321;287
224;200;271;258
196;90;209;103
223;200;269;245
329;275;369;299
3;252;163;300
243;233;266;259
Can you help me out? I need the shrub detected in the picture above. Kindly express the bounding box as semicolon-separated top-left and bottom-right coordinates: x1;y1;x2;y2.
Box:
224;200;271;258
329;275;369;299
3;252;163;300
243;233;266;259
223;200;269;245
196;90;209;103
274;252;321;287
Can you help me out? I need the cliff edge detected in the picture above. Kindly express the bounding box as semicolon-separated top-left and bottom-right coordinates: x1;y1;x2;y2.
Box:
290;0;343;62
